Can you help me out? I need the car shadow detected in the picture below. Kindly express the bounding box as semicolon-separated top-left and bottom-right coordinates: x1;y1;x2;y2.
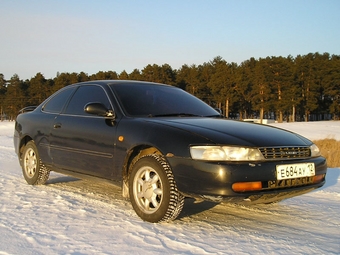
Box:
45;174;220;218
46;175;80;184
321;167;340;190
178;198;218;219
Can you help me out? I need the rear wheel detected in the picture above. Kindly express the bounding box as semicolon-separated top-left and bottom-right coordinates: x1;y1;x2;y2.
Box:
129;154;184;223
22;141;50;185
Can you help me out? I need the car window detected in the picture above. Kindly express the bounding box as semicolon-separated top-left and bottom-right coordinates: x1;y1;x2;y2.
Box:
43;86;76;113
64;85;111;116
110;83;219;117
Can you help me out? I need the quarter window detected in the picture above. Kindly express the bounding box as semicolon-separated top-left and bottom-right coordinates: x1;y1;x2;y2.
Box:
43;87;76;113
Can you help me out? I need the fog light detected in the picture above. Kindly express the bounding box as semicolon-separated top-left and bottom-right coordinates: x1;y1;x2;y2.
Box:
232;181;262;192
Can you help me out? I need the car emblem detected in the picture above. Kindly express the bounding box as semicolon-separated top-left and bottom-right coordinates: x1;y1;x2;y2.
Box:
281;151;298;155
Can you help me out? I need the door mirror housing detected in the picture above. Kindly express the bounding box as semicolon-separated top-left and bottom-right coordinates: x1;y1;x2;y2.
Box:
84;102;115;118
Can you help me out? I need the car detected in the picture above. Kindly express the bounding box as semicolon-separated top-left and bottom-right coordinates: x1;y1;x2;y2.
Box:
14;80;327;223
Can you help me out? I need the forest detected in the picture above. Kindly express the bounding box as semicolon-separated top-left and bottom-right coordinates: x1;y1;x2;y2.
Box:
1;52;339;122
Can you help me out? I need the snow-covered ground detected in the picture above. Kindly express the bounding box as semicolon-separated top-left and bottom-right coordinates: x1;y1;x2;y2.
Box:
0;120;339;255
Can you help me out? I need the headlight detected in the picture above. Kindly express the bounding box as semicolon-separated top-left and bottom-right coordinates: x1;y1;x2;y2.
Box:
190;146;265;161
310;144;321;157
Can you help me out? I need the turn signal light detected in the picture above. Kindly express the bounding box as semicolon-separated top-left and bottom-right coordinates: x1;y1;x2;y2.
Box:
232;181;262;192
313;174;325;184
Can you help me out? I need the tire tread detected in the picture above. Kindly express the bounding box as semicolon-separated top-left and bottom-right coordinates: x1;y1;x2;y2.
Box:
130;154;184;222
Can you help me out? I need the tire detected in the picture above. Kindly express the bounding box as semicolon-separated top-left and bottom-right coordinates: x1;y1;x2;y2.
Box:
21;141;50;185
129;154;184;223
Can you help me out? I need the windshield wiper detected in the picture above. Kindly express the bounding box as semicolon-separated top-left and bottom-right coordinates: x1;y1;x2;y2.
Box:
206;114;225;118
150;113;202;117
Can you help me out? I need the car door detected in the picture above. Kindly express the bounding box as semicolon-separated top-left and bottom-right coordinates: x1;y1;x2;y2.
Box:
49;85;117;179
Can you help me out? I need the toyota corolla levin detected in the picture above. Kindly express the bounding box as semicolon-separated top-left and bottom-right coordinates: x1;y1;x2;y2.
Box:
14;80;327;222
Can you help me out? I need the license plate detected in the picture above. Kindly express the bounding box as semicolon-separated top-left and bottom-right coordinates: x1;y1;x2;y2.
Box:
276;163;315;180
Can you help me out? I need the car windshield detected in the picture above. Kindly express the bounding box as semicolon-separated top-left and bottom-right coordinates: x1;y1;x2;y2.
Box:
110;83;220;117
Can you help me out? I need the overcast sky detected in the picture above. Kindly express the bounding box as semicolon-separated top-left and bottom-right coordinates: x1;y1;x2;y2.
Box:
1;0;339;80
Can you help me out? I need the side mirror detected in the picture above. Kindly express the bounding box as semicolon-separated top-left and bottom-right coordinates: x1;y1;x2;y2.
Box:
84;102;114;118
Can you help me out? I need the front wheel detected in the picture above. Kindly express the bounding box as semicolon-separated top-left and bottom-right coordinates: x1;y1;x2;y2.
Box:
21;141;50;185
129;154;184;223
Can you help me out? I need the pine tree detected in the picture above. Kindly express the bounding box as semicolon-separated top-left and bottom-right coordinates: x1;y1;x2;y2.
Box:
0;74;7;120
4;74;25;119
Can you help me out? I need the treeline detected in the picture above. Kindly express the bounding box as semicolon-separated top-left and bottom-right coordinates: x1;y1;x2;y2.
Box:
1;52;339;121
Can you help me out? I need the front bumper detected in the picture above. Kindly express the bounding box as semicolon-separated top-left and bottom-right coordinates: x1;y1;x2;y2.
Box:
167;156;327;204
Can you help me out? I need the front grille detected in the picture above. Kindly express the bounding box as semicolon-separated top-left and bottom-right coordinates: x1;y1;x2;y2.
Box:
259;146;310;160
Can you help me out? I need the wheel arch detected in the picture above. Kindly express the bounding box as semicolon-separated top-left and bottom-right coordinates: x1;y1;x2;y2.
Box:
18;135;33;162
121;145;163;198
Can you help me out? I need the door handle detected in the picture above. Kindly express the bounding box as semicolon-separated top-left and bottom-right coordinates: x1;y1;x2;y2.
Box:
53;123;62;129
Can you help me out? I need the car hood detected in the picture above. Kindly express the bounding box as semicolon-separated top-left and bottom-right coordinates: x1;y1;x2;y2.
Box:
147;117;312;147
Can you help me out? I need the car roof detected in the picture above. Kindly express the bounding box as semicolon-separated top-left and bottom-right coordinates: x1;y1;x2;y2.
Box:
72;80;173;87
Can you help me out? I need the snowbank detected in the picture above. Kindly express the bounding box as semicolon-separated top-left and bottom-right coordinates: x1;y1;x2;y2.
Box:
0;121;339;254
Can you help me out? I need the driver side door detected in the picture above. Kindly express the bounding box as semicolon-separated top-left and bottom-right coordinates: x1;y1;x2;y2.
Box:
49;85;117;179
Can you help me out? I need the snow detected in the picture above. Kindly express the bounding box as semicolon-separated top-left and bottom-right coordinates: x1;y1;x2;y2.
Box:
0;120;339;254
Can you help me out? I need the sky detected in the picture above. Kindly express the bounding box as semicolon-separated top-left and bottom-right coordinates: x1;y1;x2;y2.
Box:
1;0;339;80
